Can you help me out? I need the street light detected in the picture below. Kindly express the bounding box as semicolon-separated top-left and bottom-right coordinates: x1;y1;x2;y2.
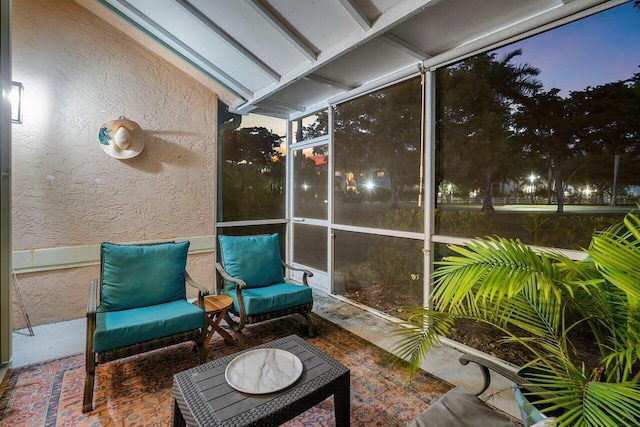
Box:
529;173;537;205
584;187;595;202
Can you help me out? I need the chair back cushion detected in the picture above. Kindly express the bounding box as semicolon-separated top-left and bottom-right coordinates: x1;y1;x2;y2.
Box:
100;241;190;311
218;233;284;290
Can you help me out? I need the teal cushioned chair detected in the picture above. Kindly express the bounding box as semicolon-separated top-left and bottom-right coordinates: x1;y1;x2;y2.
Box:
215;233;314;349
83;241;209;413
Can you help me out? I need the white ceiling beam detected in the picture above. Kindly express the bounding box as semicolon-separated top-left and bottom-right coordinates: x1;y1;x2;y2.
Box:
239;102;291;118
248;0;440;105
288;100;330;121
259;99;307;112
245;0;317;62
337;0;372;30
230;102;258;115
112;0;253;99
328;63;422;105
249;108;289;119
175;0;281;82
303;75;354;91
381;33;432;60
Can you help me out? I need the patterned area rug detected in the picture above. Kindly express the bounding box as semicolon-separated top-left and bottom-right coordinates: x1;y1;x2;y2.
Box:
0;313;452;426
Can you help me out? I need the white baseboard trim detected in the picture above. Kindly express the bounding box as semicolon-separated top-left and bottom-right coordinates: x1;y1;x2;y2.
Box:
12;235;216;274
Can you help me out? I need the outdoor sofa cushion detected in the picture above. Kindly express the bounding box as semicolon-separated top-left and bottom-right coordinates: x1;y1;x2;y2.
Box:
218;234;284;290
408;386;518;427
93;299;203;353
99;241;190;311
222;282;313;316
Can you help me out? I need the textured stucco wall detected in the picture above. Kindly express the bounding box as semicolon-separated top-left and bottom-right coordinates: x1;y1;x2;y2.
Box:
10;0;217;328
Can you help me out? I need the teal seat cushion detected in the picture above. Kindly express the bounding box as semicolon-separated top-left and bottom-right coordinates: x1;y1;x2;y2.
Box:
100;241;190;311
93;300;204;353
218;234;284;290
222;283;313;316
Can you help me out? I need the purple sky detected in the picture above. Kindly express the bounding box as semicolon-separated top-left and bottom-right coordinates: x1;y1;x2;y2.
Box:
493;2;640;97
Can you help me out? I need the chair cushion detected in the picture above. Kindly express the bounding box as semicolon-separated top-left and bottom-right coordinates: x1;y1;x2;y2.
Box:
93;300;204;353
100;241;190;311
222;283;312;316
218;234;284;290
408;386;518;427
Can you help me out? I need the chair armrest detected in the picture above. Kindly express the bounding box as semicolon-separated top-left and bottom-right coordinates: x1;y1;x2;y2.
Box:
214;262;247;289
185;271;209;307
214;262;248;330
86;278;98;357
459;353;546;396
87;278;98;318
282;261;313;286
185;271;210;295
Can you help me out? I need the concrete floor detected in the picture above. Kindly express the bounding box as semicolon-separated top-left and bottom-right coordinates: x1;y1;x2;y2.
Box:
0;289;521;421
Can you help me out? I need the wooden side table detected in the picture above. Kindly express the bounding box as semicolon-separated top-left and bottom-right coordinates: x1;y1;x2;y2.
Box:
193;295;235;347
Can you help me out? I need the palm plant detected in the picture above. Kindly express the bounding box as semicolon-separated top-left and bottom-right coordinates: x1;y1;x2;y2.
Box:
394;208;640;426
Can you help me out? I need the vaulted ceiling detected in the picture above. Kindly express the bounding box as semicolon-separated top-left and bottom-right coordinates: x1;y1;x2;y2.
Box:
89;0;614;119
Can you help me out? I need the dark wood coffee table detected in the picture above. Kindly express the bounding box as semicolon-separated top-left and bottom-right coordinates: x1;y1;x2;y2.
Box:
171;334;351;427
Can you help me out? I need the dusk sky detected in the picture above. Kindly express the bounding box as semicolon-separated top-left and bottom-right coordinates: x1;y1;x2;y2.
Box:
493;1;640;97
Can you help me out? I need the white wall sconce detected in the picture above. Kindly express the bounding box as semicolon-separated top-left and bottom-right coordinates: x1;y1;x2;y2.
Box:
11;81;23;124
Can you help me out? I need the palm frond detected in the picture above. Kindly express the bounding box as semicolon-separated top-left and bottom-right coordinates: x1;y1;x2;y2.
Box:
391;309;455;380
588;212;640;309
433;237;563;313
582;381;640;427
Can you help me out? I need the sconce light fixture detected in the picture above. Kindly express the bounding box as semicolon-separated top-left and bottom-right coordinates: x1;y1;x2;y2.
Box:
11;81;23;124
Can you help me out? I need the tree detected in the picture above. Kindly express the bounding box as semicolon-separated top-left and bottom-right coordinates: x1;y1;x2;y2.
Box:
571;74;640;205
437;50;542;211
516;72;640;211
219;126;285;220
333;77;422;210
516;89;582;213
296;111;329;141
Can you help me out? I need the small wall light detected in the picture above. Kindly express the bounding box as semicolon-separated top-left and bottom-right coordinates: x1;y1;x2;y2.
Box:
11;81;23;124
